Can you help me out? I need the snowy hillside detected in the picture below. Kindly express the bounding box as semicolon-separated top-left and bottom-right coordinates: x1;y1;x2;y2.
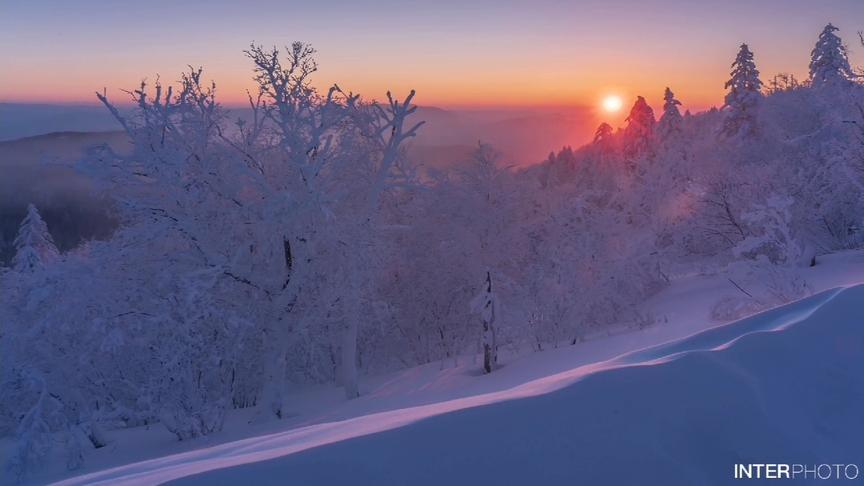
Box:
51;277;864;485
170;284;864;486
0;251;848;485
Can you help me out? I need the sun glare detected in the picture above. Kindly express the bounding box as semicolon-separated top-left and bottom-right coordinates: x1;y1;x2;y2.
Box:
602;95;623;113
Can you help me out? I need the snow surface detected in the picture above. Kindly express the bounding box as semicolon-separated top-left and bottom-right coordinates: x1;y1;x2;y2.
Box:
44;252;864;486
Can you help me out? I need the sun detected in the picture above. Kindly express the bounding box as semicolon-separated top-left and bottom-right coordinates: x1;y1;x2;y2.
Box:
602;95;623;113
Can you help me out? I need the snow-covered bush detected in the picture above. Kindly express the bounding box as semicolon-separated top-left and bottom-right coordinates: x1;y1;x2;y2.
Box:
734;195;802;264
710;261;812;322
709;296;765;322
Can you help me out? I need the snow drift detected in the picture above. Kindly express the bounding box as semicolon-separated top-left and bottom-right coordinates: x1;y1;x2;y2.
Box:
55;285;864;486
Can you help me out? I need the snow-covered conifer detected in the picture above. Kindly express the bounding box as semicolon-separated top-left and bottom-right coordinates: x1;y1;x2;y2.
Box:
593;122;614;144
623;96;656;158
809;23;855;89
722;44;762;138
657;87;683;141
11;204;59;273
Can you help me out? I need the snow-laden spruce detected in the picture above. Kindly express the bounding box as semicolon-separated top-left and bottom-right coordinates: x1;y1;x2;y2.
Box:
722;43;762;138
657;87;683;143
593;122;614;144
11;204;58;273
809;23;856;89
623;96;656;158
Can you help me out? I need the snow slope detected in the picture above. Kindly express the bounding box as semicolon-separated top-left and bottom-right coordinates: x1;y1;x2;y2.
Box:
53;280;864;485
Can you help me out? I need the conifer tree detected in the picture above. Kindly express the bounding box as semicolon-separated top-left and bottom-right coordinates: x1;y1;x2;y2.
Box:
809;23;855;89
657;87;683;141
11;204;59;273
722;43;762;138
593;122;614;144
623;96;656;157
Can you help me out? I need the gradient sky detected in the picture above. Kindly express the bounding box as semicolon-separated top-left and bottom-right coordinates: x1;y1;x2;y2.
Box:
1;0;862;113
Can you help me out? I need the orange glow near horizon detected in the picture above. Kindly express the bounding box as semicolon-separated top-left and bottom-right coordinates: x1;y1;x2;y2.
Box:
0;71;724;114
0;25;738;112
3;3;862;117
0;34;741;115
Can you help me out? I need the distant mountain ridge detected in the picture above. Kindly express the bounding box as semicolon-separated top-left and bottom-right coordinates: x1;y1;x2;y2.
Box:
0;103;596;165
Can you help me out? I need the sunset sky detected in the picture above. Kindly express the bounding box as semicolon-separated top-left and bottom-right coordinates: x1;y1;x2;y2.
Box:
1;0;862;114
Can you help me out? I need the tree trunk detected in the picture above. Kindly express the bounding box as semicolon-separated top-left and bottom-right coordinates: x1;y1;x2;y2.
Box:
342;315;360;399
260;233;304;420
481;271;497;374
341;265;361;399
483;342;494;374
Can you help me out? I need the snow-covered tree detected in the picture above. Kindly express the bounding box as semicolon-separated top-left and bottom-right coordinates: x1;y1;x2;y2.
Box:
4;374;59;481
809;23;855;89
723;44;763;138
241;43;423;402
1;248;122;479
623;96;656;158
657;87;683;142
11;204;59;273
90;42;424;414
593;122;614;144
